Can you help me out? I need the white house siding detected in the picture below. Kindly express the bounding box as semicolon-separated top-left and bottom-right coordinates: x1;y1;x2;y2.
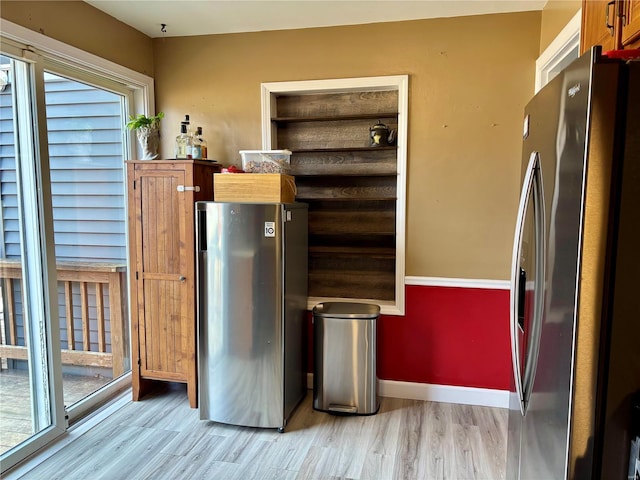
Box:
0;59;24;346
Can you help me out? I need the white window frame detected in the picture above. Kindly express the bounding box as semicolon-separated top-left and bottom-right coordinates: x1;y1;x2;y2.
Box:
261;75;408;315
535;10;582;93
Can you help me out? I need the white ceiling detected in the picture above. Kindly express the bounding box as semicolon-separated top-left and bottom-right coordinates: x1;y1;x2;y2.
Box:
85;0;546;38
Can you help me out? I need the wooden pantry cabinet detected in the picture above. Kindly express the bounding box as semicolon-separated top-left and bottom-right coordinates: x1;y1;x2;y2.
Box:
127;159;221;407
581;0;640;54
261;76;408;314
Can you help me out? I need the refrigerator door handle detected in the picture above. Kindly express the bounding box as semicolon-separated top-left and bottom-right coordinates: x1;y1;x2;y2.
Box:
521;152;546;417
510;152;544;416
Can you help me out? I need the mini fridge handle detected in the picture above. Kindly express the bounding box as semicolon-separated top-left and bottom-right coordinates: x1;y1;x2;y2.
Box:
197;209;207;251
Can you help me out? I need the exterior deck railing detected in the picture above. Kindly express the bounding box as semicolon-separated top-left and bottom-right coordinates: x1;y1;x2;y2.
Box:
0;259;127;377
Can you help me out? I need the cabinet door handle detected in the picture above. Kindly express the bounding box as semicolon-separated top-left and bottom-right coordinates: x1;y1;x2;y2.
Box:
620;0;627;25
605;0;616;36
177;185;200;193
179;276;186;282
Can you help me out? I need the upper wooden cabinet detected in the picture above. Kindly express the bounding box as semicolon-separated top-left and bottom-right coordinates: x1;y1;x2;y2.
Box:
127;159;221;408
621;0;640;48
581;0;620;54
581;0;640;53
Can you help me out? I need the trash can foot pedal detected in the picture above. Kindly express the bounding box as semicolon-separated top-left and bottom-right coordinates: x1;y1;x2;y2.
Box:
328;404;357;414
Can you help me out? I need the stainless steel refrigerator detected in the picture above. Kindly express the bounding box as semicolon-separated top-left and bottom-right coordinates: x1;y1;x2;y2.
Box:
507;47;640;479
196;201;308;432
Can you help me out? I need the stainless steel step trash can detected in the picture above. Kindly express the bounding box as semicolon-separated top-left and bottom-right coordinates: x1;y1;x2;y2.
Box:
313;302;380;415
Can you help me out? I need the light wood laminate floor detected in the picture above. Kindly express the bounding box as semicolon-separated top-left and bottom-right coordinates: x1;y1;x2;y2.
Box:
13;383;507;480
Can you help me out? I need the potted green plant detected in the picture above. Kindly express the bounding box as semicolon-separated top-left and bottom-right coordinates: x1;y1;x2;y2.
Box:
126;112;164;160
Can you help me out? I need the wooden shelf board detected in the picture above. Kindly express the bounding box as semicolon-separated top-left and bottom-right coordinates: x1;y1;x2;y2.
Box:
272;112;398;123
294;172;397;178
309;290;395;302
309;233;395;239
309;268;396;276
305;198;396;206
290;146;396;154
309;245;396;257
297;196;396;201
309;271;395;301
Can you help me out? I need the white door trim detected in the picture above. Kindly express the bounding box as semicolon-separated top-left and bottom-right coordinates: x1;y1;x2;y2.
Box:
535;10;582;93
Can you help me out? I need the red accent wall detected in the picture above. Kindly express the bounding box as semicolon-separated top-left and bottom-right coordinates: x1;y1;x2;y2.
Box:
307;284;511;391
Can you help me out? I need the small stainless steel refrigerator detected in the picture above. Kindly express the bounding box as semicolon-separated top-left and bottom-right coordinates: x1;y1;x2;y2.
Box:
507;47;640;479
196;201;308;432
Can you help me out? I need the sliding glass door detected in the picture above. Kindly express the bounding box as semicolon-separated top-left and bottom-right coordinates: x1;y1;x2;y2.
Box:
0;20;151;469
0;52;66;467
43;70;131;418
1;57;133;462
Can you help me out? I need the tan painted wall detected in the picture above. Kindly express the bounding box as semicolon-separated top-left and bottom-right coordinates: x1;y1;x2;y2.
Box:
154;12;541;280
539;0;582;54
0;1;153;76
1;4;541;281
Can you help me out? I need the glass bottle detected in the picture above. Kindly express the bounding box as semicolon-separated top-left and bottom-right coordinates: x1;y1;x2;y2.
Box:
175;122;192;159
192;126;208;160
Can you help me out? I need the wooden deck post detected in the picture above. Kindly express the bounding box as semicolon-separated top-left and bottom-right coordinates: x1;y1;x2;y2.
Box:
108;270;127;377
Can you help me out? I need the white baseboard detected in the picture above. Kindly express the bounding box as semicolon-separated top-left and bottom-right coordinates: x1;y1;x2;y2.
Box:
306;374;508;409
405;276;510;290
379;379;509;408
